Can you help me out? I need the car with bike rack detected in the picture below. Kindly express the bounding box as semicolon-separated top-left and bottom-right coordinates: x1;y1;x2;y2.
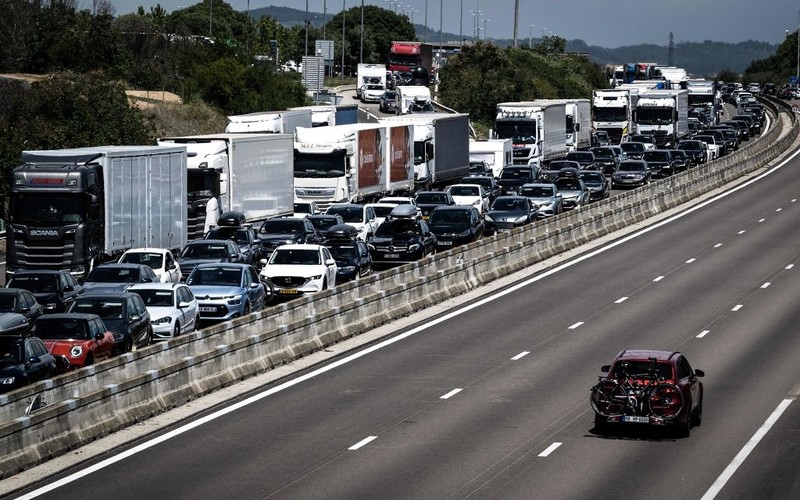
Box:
590;349;704;437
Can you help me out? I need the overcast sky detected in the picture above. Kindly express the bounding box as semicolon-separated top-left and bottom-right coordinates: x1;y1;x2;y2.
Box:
109;0;795;48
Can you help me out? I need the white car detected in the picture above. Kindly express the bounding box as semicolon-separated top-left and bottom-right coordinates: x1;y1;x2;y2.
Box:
361;83;386;103
447;184;489;214
365;202;398;228
128;283;199;340
325;203;379;241
259;244;338;298
293;200;321;218
118;248;181;283
378;196;422;218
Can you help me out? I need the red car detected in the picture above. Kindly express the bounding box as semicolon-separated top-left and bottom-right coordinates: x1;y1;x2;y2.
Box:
590;349;704;437
31;313;116;371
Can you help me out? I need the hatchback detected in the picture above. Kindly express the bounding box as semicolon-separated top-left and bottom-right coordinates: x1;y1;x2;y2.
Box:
128;283;199;340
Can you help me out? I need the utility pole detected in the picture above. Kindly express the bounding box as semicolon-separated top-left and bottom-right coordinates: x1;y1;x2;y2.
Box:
323;0;327;40
513;0;519;47
342;0;346;77
360;0;364;63
424;0;428;42
209;0;213;36
304;0;309;56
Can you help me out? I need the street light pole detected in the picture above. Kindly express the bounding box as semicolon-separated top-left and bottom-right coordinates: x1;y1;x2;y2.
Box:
342;0;346;77
323;0;327;40
512;0;519;48
209;0;213;36
529;24;534;48
360;0;364;63
304;0;309;56
424;0;428;42
460;0;463;44
796;10;799;82
482;18;489;40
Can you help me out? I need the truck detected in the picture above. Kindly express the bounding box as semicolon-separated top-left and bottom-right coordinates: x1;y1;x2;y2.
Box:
293;123;415;209
395;86;433;115
378;113;470;190
157;134;294;240
686;79;721;126
592;88;639;144
3;146;187;280
224;109;312;134
288;104;359;127
531;99;591;151
356;63;387;97
634;89;689;148
469;139;512;179
387;41;434;74
491;101;567;169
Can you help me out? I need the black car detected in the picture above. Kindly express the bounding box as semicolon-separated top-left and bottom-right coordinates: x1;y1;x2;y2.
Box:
724;119;750;142
539;160;582;182
325;226;373;282
379;90;397;113
205;213;263;268
590;147;620;175
468;160;493;177
308;214;346;237
566;151;597;170
258;218;324;257
578;171;611;201
414;191;456;220
497;165;538;194
628;134;658;148
710;126;739;152
177;239;246;281
642;150;679;178
0;289;44;323
612;160;652;188
620;141;647;160
428;205;485;248
483;196;538;235
668;149;689;173
677;140;709;166
6;269;83;313
67;292;152;354
368;211;437;266
0;316;57;394
462;175;501;204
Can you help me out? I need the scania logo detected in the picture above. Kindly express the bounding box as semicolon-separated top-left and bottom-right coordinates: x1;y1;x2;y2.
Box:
30;229;59;237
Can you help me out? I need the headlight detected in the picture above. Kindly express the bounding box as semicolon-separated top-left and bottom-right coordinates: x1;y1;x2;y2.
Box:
310;274;322;280
225;295;243;305
484;214;494;222
408;243;421;252
113;333;123;341
152;316;172;325
284;239;296;244
514;215;528;224
45;303;58;310
70;346;83;358
1;377;15;385
339;266;356;273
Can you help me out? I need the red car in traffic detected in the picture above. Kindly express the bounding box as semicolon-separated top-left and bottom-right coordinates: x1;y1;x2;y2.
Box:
31;313;116;371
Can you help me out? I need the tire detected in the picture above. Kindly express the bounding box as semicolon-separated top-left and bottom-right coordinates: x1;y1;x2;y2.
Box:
173;322;181;338
675;413;692;438
590;380;627;417
124;337;133;354
646;382;684;421
321;278;328;291
594;413;610;434
194;316;200;332
242;302;251;316
691;393;703;427
84;353;94;367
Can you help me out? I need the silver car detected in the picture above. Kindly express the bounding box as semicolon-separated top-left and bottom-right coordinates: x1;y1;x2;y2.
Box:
517;183;563;217
554;176;590;210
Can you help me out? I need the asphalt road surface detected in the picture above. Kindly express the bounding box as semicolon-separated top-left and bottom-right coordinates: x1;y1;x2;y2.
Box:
12;117;800;499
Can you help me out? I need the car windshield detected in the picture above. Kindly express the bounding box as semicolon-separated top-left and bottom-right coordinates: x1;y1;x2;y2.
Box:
207;229;250;244
326;206;364;223
449;186;480;196
33;319;89;340
621;143;644;153
269;249;321;265
189;267;242;286
555;179;580;190
568;153;593;162
308;217;341;231
519;186;554;197
120;252;164;268
612;360;673;380
430;210;470;224
375;219;420;237
71;299;124;320
581;173;604;183
643;152;670;161
0;294;17;312
467;178;492;189
371;206;395;218
619;162;645;172
329;244;358;259
0;339;22;363
678;142;700;151
592;149;613;160
500;169;532;180
131;289;175;307
260;219;305;233
86;267;139;283
491;198;528;211
7;275;58;293
415;193;448;204
181;243;229;259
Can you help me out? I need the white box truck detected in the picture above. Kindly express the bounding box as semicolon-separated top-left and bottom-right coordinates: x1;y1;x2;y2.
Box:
634;89;689;147
493;101;567;168
4;146;188;279
225;109;312;134
592;88;639;144
356;63;387;99
158;134;294;240
469;139;512;178
395;86;433;115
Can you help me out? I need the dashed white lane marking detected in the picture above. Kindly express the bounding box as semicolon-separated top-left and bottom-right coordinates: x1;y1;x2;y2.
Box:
538;442;562;457
787;264;795;270
348;436;378;450
737;230;746;235
511;351;530;360
761;283;771;289
653;276;664;282
714;243;723;248
776;208;783;212
792;199;797;203
686;258;696;264
440;388;463;400
615;297;628;304
696;330;710;338
568;322;584;330
732;304;743;311
758;218;765;222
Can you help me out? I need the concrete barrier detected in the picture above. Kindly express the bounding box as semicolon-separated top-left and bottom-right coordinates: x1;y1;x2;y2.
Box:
0;99;795;478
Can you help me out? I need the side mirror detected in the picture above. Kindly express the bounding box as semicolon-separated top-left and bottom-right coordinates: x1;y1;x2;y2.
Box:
95;333;105;341
26;356;41;366
325;258;336;267
250;282;261;289
178;301;190;309
600;364;611;373
63;285;74;292
695;369;705;377
259;258;268;266
130;315;141;323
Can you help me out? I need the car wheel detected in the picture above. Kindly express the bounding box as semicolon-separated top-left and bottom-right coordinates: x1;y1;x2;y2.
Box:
124;337;133;354
194;316;200;331
242;302;251;316
173;322;181;338
594;413;609;434
691;393;703;427
84;353;94;366
322;278;328;290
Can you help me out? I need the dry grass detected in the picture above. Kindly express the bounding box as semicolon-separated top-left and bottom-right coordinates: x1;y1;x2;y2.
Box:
143;99;227;138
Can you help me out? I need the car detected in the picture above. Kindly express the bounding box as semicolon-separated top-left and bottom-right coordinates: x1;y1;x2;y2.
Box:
517;183;563;217
620;141;647;160
578;171;611;201
554;175;590;210
364;203;398;229
668;149;689;173
676;140;709;166
257;217;325;257
483;196;538;235
324;226;374;282
731;114;759;136
292;201;321;218
693;134;721;160
325;204;379;241
566;151;597;170
128;283;199;340
724;119;750;142
307;214;346;238
0;317;58;394
642;150;679;178
590;349;704;437
205;224;263;268
710;126;739;153
177;239;247;281
612;160;652;188
628;134;657;150
447;183;490;214
0;288;44;323
82;263;159;294
379;90;398;113
186;263;268;322
428;205;485;248
468;160;493;177
377;196;422;219
361;83;386;103
67;292;153;354
592;130;611;147
368;206;437;266
5;270;83;313
260;244;338;297
590;147;620;175
538;160;581;183
118;248;181;284
414;191;456;220
461;175;501;204
497;165;539;193
31;313;116;371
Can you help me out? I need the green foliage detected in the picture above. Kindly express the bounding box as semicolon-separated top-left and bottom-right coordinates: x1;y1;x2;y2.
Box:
744;32;799;85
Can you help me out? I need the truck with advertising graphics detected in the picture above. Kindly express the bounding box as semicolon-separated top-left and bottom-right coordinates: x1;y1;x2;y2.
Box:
492;101;567;169
157;134;294;240
634;89;689;148
469;139;513;179
293;123;414;210
3;146;187;280
287;104;359;127
592;88;640;144
378;113;470;190
387;41;434;74
225;109;312;134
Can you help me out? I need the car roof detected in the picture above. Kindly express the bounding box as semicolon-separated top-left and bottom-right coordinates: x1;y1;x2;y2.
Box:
74;291;139;300
11;269;67;276
123;248;170;254
193;262;251;270
92;262;148;269
0;313;30;333
37;313;98;322
432;205;474;212
128;283;186;291
272;244;323;251
187;239;231;245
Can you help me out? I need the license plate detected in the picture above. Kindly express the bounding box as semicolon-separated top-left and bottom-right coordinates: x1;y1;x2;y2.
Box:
278;289;300;295
621;415;650;424
384;253;400;258
438;241;453;246
199;306;216;313
499;228;512;234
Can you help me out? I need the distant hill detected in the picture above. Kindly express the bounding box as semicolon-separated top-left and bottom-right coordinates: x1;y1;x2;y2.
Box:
249;5;778;76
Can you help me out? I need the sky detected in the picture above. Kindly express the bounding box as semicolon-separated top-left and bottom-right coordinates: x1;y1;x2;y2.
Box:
107;0;796;48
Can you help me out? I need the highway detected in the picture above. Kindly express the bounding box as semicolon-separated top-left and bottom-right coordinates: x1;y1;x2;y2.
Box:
12;119;800;498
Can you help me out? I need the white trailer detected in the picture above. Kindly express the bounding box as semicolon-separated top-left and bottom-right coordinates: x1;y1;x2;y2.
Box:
469;139;512;178
592;88;639;144
395;86;432;115
225;109;312;134
493;101;567;168
634;89;689;148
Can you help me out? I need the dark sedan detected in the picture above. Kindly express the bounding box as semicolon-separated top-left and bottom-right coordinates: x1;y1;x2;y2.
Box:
67;292;153;353
82;263;159;294
258;217;325;258
205;225;263;268
368;216;437;267
483;196;539;235
539;160;582;182
0;288;44;322
566;151;597;170
428;205;485;248
578;171;611;201
677;140;709;166
326;229;374;282
620;141;647;160
642;150;679;178
414;191;456;220
590;147;620;175
0;318;58;394
177;239;246;281
6;269;83;313
612;160;652;188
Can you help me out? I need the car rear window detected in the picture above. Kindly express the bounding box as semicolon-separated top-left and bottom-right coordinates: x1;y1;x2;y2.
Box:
612;360;673;380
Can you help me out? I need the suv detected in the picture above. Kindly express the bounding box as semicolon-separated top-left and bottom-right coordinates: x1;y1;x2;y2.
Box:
257;217;324;257
67;292;153;354
590;350;704;437
325;204;379;241
368;205;437;266
497;165;539;194
205;212;263;268
0;315;58;394
428;205;485;248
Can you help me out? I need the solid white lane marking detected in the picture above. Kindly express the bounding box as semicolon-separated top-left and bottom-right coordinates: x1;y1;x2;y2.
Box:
568;322;584;330
701;399;793;500
696;330;710;338
615;297;628;304
732;304;743;311
511;351;530;360
440;388;463;399
714;243;723;248
737;230;746;235
686;258;696;264
761;283;771;289
348;436;378;450
787;264;795;270
653;276;664;282
21;135;800;499
538;442;562;457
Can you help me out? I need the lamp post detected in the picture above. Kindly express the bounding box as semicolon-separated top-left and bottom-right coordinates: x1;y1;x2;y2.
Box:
482;18;490;40
323;0;327;40
529;24;534;48
460;0;463;43
424;0;428;42
209;0;213;36
471;10;481;42
304;0;309;56
796;10;799;82
360;0;364;63
341;0;346;78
